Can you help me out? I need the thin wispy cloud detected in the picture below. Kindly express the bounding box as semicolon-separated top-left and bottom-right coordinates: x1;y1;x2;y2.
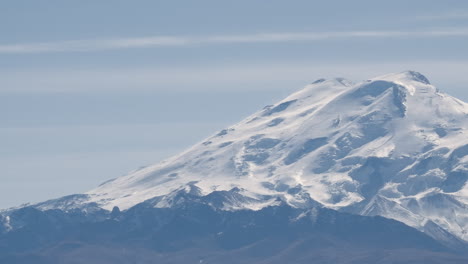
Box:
415;11;468;21
2;28;468;54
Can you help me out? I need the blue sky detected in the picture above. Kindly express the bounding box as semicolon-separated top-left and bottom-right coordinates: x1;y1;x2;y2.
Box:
2;0;468;208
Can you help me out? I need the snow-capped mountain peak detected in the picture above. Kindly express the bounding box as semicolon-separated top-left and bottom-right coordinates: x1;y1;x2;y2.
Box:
35;71;468;243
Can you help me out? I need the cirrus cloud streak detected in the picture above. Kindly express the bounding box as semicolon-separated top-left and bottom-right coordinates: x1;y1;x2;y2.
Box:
2;28;468;54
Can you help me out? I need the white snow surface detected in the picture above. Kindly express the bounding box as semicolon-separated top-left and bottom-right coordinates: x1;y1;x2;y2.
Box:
45;71;468;241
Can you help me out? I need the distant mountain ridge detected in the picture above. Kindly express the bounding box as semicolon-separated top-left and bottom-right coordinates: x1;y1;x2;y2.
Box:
2;198;468;264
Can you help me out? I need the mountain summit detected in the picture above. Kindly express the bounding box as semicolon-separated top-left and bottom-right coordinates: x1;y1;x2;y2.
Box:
34;71;468;243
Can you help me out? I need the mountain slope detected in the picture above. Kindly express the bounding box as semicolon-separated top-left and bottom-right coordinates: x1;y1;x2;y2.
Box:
20;71;468;244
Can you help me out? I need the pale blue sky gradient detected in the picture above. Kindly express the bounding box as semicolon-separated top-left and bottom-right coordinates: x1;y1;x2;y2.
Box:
2;0;468;208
